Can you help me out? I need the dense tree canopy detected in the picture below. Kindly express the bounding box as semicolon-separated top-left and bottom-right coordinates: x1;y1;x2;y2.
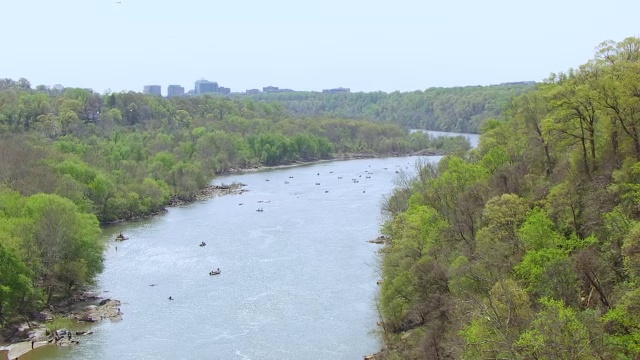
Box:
0;83;469;224
377;37;640;359
246;83;534;133
0;189;103;324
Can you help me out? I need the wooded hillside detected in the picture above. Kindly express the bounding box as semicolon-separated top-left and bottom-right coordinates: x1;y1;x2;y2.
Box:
247;83;534;133
377;37;640;359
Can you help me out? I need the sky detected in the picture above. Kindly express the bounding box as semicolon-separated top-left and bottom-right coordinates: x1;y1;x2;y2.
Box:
2;0;640;95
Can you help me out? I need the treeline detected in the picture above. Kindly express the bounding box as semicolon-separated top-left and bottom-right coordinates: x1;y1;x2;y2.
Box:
377;37;640;359
0;79;469;325
246;83;534;133
0;82;469;224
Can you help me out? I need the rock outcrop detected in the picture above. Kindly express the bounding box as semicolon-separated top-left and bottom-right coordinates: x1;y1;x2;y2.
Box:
72;299;122;323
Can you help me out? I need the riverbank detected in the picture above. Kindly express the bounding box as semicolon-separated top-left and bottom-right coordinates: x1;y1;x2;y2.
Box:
0;294;122;360
166;152;429;207
168;182;248;206
123;150;441;214
222;150;443;174
1;182;246;357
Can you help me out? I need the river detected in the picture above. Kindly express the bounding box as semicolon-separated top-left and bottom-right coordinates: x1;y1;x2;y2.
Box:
24;132;478;360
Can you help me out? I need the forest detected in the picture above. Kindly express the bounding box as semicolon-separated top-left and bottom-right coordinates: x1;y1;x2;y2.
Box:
246;83;534;133
377;37;640;359
0;79;469;327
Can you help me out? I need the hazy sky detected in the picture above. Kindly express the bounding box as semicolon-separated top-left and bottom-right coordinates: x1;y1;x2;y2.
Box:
2;0;639;94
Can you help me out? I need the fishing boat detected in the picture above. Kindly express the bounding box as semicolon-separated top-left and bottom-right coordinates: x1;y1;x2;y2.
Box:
209;269;221;276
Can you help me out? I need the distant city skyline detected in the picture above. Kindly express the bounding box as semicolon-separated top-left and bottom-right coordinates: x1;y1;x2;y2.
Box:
140;80;356;97
2;0;640;95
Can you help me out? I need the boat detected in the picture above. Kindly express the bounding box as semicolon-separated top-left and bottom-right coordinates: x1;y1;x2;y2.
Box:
209;269;221;276
115;233;128;241
199;242;206;247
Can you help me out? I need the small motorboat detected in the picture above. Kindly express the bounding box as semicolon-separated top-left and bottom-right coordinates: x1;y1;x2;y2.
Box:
209;269;221;276
115;233;128;241
199;242;206;247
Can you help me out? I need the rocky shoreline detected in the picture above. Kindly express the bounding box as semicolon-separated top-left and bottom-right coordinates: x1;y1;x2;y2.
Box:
168;182;248;207
1;182;247;357
0;293;122;360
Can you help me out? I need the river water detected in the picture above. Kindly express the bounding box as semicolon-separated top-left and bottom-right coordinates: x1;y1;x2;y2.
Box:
25;132;477;360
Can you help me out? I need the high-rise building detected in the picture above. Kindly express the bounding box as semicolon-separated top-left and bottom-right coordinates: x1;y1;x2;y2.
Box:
167;85;185;98
143;85;162;96
195;79;219;94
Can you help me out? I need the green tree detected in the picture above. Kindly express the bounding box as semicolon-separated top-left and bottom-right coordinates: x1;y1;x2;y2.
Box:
22;193;103;302
622;221;640;279
601;288;640;357
461;279;532;359
514;92;555;176
515;298;596;359
0;240;36;324
547;67;600;177
476;194;530;279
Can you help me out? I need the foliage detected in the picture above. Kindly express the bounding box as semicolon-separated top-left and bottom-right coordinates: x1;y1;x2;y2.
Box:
0;189;103;324
0;240;35;324
246;84;534;133
0;84;468;224
377;37;640;359
44;317;74;333
515;298;595;359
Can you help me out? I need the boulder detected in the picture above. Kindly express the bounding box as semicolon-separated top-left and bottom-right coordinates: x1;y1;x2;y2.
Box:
73;299;121;323
33;311;53;321
368;236;387;244
82;291;100;299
